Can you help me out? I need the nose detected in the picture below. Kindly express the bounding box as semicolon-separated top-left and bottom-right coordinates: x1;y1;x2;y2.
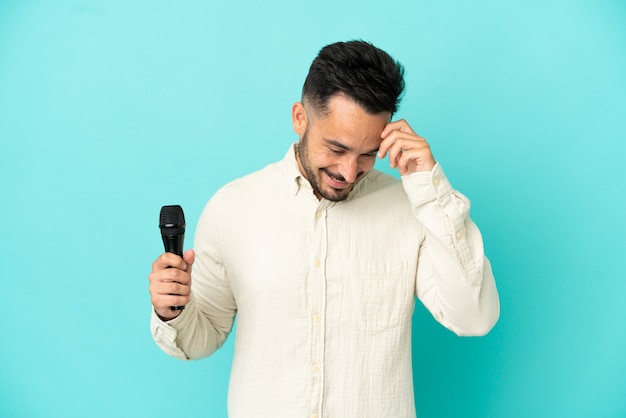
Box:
339;156;359;183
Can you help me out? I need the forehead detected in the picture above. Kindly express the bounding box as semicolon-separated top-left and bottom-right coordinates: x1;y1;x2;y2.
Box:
308;95;390;151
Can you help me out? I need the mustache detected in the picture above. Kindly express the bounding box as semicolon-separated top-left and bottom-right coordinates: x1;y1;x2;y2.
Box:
323;169;364;184
324;169;346;182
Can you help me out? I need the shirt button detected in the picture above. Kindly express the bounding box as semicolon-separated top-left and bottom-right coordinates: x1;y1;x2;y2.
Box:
315;210;322;218
433;176;441;186
315;259;321;267
312;364;320;372
313;314;321;322
456;231;463;239
311;415;318;418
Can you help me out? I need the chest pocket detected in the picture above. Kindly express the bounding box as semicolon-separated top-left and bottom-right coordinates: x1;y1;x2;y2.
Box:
340;258;414;333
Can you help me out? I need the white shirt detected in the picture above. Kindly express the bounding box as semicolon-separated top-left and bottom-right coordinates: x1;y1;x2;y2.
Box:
151;145;499;418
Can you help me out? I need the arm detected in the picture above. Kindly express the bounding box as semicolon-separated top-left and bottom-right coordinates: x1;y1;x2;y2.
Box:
378;120;500;336
149;199;237;360
402;165;499;335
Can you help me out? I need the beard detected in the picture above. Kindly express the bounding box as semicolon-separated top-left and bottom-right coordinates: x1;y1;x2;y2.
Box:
296;130;355;202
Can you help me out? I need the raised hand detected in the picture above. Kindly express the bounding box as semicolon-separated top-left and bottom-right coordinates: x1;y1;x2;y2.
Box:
378;119;436;175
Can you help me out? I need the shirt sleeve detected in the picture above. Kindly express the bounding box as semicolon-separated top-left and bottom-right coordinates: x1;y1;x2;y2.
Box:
150;197;238;360
401;163;500;336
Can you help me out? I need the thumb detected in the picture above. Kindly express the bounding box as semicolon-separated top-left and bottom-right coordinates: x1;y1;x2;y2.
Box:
183;249;195;272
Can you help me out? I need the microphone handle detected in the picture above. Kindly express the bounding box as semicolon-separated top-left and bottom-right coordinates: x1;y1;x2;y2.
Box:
162;234;186;311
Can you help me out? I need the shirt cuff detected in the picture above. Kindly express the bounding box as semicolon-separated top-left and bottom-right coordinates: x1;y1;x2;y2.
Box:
150;296;197;360
400;163;454;209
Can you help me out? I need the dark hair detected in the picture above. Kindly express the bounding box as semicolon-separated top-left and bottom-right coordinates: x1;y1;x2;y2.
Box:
302;40;405;116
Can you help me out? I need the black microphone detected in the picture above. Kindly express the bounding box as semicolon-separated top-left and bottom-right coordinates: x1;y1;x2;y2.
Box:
159;205;186;311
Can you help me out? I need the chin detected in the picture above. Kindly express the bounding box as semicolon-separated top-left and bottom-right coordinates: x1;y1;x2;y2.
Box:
321;187;352;202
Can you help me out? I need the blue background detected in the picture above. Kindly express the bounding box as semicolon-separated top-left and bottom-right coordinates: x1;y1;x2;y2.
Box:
1;1;625;417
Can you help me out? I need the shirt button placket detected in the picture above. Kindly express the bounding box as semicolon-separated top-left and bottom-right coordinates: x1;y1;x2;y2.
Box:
310;205;328;417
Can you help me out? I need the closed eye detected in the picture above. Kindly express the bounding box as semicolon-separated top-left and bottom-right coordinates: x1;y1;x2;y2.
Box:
328;147;346;155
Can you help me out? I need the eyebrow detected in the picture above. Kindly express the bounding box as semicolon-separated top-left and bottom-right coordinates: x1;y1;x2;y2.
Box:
324;139;379;155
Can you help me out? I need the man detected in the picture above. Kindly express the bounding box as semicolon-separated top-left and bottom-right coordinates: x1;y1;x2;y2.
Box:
149;40;499;417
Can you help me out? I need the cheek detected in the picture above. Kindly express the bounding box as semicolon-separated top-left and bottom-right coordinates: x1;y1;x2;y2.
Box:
315;150;340;168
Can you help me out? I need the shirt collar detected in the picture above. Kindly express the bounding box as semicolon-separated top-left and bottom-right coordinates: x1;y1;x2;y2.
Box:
279;143;307;196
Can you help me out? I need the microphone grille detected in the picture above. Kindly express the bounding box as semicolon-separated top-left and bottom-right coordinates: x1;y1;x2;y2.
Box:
159;205;186;233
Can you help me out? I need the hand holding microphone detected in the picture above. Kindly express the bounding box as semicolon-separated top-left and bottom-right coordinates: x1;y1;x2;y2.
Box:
148;205;195;321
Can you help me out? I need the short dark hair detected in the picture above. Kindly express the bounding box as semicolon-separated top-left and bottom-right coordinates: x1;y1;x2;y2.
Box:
302;40;405;116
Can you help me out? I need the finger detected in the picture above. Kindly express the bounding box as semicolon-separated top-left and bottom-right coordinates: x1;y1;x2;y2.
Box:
398;145;436;174
149;279;188;298
153;280;190;298
149;275;191;313
152;252;187;272
378;121;419;160
396;149;421;174
382;133;435;173
386;136;409;168
380;119;415;138
152;293;190;315
385;135;417;168
151;265;191;285
378;129;401;160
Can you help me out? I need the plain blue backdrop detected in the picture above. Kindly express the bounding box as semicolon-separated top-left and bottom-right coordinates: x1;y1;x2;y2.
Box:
1;1;625;417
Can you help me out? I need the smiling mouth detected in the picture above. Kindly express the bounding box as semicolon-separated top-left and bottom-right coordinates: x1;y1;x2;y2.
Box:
322;169;352;189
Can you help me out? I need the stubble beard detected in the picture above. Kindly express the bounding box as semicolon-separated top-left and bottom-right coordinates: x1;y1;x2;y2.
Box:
296;131;352;202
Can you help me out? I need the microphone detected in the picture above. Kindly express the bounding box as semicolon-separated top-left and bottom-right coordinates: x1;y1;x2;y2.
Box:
159;205;186;311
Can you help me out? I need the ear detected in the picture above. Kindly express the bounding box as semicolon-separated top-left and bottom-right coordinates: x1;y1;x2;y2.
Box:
291;102;308;136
